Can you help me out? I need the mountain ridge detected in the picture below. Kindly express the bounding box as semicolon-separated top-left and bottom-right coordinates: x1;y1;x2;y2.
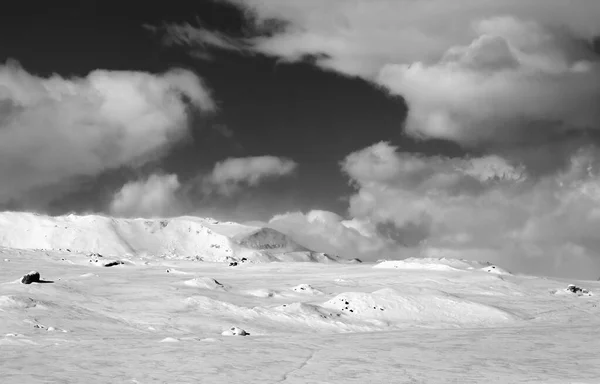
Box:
0;211;336;263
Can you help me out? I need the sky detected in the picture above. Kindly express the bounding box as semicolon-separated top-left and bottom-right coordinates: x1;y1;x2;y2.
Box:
1;1;600;278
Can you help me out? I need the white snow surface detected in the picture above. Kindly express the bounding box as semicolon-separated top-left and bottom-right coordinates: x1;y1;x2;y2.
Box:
0;212;330;263
1;213;600;382
374;257;495;271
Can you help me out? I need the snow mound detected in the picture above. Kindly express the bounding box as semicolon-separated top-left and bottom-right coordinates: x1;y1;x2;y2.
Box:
271;302;339;322
183;277;228;290
242;288;278;298
184;296;251;315
552;285;593;296
160;337;180;343
374;257;494;271
321;288;517;325
221;327;249;336
291;284;324;295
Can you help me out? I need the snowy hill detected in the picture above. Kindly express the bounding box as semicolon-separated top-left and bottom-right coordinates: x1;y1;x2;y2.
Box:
0;212;331;263
236;227;309;252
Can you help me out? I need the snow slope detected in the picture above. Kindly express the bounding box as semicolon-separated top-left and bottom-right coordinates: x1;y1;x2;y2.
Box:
0;212;332;263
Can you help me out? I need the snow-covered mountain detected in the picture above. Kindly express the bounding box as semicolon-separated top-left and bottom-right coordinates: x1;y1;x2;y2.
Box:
0;212;336;263
2;211;599;382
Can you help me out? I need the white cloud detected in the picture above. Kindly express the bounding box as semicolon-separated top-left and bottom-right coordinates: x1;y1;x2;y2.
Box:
0;60;214;206
377;17;600;145
341;142;600;278
109;174;182;218
106;156;297;218
268;210;405;260
208;156;297;195
172;1;600;148
156;1;600;276
213;0;600;71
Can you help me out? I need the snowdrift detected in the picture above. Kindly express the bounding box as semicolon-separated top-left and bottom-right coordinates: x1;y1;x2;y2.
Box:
182;277;228;290
374;257;504;272
321;288;517;326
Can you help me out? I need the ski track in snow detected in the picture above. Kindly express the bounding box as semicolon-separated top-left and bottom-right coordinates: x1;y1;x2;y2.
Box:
277;346;319;383
1;213;600;383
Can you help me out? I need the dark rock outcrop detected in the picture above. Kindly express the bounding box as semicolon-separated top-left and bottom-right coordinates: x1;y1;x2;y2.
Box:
103;260;125;267
566;284;592;296
21;271;40;284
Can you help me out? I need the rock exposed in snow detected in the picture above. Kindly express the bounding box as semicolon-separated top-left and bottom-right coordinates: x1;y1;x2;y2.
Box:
20;271;40;284
566;284;592;296
291;284;324;295
221;327;249;336
103;260;125;267
165;268;190;275
481;265;511;275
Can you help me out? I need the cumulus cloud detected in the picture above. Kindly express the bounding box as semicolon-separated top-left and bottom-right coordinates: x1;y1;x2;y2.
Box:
168;1;600;151
207;156;297;195
268;209;406;260
109;174;182;218
207;0;600;70
378;17;600;146
0;60;214;206
106;156;297;218
157;1;600;276
341;142;600;278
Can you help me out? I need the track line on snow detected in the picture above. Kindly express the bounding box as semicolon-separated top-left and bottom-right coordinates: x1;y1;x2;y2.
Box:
278;347;318;383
